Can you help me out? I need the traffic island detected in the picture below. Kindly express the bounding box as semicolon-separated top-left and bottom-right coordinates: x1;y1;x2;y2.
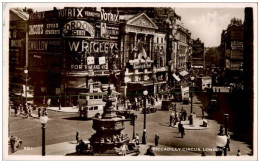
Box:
173;119;209;130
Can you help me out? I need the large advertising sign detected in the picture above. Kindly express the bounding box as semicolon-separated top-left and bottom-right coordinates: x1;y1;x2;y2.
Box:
225;59;230;69
28;22;61;37
28;8;120;71
62;20;95;37
231;41;243;51
29;8;100;20
28;39;61;52
231;50;243;59
9;30;26;66
230;61;243;70
65;38;118;70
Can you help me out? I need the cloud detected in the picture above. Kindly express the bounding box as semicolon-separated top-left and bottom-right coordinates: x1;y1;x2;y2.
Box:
185;11;232;47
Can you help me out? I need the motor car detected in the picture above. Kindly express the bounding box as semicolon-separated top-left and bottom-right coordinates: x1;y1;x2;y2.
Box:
142;106;157;114
183;97;190;104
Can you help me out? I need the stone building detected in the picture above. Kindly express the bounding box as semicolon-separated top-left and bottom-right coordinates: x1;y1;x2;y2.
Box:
221;18;244;83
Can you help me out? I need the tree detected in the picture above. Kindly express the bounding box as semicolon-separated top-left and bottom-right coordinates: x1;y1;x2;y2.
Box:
205;47;224;68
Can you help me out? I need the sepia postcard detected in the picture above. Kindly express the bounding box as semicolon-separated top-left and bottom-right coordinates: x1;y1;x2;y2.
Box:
3;2;257;161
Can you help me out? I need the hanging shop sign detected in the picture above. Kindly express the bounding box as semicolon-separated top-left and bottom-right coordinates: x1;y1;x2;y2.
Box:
62;20;95;37
28;39;61;52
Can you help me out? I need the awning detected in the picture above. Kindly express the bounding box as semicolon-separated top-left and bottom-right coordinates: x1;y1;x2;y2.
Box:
173;74;180;82
179;70;189;77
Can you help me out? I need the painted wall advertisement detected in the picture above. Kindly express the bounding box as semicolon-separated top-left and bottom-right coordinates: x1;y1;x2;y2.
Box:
9;30;26;66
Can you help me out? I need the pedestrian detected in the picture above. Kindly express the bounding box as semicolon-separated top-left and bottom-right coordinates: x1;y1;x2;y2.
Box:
201;152;206;156
169;114;173;127
10;135;16;153
47;98;51;107
180;126;185;138
178;122;182;133
145;146;155;156
14;106;19;117
135;133;139;145
19;104;23;113
183;110;187;121
121;143;127;156
154;133;159;146
24;104;28;118
28;104;32;117
38;107;42;118
237;149;241;156
226;133;231;151
202;108;205;119
76;129;80;144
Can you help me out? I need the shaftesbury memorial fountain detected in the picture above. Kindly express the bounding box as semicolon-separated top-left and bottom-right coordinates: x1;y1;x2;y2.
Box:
89;86;131;155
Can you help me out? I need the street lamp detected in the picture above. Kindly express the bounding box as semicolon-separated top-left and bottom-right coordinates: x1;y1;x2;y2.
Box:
189;76;194;125
24;69;28;104
152;67;157;96
40;115;48;156
142;90;148;144
216;114;229;156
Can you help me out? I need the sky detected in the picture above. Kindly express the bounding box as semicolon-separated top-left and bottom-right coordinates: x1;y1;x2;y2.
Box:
175;8;244;47
9;3;245;48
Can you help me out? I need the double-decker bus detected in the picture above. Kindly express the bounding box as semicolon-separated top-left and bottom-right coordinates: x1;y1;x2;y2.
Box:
78;91;120;119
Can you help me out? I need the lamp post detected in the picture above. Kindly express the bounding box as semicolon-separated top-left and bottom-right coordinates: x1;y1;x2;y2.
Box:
24;69;28;104
152;67;157;96
216;114;229;156
142;90;148;144
223;114;229;156
224;114;229;135
40;115;48;156
189;76;194;125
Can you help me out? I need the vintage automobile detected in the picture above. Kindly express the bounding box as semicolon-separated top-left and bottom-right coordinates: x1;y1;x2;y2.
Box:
76;140;93;155
115;110;133;119
9;136;22;152
183;97;190;104
142;106;157;114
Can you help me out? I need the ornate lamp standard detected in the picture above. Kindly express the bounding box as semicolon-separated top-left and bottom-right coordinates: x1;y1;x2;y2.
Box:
24;69;28;104
216;114;229;156
40;115;48;156
142;90;148;144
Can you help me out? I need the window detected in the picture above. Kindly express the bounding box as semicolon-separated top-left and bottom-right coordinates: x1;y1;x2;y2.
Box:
99;95;103;99
94;95;98;99
94;106;98;110
89;96;93;99
89;107;93;110
161;38;163;43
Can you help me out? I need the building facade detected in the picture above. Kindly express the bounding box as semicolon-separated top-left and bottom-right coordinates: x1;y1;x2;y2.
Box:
9;7;193;106
221;18;244;83
191;38;205;70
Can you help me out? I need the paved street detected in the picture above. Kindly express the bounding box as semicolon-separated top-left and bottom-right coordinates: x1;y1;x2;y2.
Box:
9;94;252;156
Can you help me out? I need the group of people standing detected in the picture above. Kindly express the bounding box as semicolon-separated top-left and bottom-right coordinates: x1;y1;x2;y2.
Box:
14;104;34;118
124;95;157;111
169;107;188;127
